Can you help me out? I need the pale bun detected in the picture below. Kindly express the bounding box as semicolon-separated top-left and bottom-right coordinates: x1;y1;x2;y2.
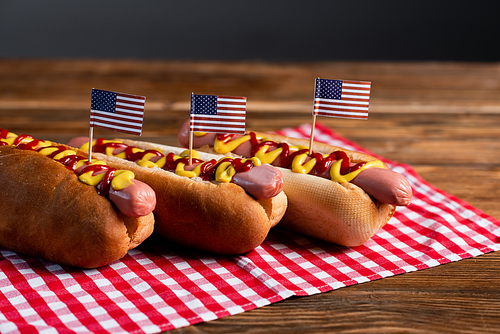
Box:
0;146;155;268
93;139;287;254
278;168;395;246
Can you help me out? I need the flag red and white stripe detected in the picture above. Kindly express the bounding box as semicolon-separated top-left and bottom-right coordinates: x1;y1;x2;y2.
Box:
190;94;246;134
90;89;146;136
313;79;371;120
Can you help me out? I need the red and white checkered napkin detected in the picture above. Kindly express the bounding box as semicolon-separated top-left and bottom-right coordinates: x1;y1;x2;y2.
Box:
1;123;499;334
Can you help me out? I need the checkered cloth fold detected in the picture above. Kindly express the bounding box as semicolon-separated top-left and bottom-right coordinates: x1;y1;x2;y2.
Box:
1;123;499;334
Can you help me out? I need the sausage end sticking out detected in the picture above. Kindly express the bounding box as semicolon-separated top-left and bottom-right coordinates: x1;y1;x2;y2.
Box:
351;168;412;206
178;121;217;149
75;163;157;217
232;165;284;200
67;137;90;150
108;179;157;217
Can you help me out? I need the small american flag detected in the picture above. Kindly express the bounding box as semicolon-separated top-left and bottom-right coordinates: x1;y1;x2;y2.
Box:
313;78;371;120
190;94;246;134
90;89;146;136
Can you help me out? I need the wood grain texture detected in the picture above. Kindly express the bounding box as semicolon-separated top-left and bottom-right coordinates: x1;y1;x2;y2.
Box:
1;59;499;333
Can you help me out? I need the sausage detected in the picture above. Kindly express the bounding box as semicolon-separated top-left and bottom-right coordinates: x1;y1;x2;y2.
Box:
178;121;253;158
309;160;411;206
181;161;283;200
75;163;156;217
351;168;412;206
108;179;157;217
178;120;217;148
177;120;412;206
153;160;283;200
84;139;289;254
67;138;157;215
67;136;92;150
232;165;284;200
70;136;284;201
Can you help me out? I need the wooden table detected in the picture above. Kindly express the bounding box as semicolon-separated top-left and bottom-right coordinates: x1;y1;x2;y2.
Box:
1;59;499;333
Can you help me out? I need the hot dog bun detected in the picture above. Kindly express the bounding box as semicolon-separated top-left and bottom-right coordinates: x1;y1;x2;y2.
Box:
86;139;287;255
184;131;401;247
0;145;155;268
277;168;395;246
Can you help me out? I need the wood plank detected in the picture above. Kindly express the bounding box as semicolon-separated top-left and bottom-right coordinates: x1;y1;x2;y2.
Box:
1;59;500;333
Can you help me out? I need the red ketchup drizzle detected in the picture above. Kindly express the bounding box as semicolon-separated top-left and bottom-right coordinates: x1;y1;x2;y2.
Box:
163;153;223;181
77;164;117;197
231;158;254;173
97;169;116;197
58;154;86;171
1;129;12;145
0;129;10;138
57;155;116;196
217;134;254;168
90;137;256;182
14;140;44;151
41;146;69;158
217;133;234;142
329;151;366;174
15;141;118;197
206;157;232;180
196;158;221;181
13;134;33;146
127;148;163;162
12;134;44;149
13;143;31;150
247;132;366;176
93;139;127;154
281;147;309;168
163;152;202;170
199;157;253;182
90;139;163;163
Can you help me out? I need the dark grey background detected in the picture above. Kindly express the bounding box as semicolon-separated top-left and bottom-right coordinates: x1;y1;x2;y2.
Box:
0;0;498;61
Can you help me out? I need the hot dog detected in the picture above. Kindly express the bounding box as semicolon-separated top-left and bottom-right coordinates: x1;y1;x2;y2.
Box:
177;120;413;247
67;136;287;255
0;129;156;268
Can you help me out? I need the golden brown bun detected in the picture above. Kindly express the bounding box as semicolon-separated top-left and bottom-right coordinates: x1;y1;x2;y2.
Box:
194;131;396;247
0;146;154;268
94;139;288;254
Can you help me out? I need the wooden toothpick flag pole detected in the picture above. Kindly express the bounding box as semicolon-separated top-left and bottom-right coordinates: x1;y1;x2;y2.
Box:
88;88;146;162
188;130;194;166
189;93;247;165
308;78;320;155
188;93;195;165
309;78;371;154
88;126;94;163
308;113;317;155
